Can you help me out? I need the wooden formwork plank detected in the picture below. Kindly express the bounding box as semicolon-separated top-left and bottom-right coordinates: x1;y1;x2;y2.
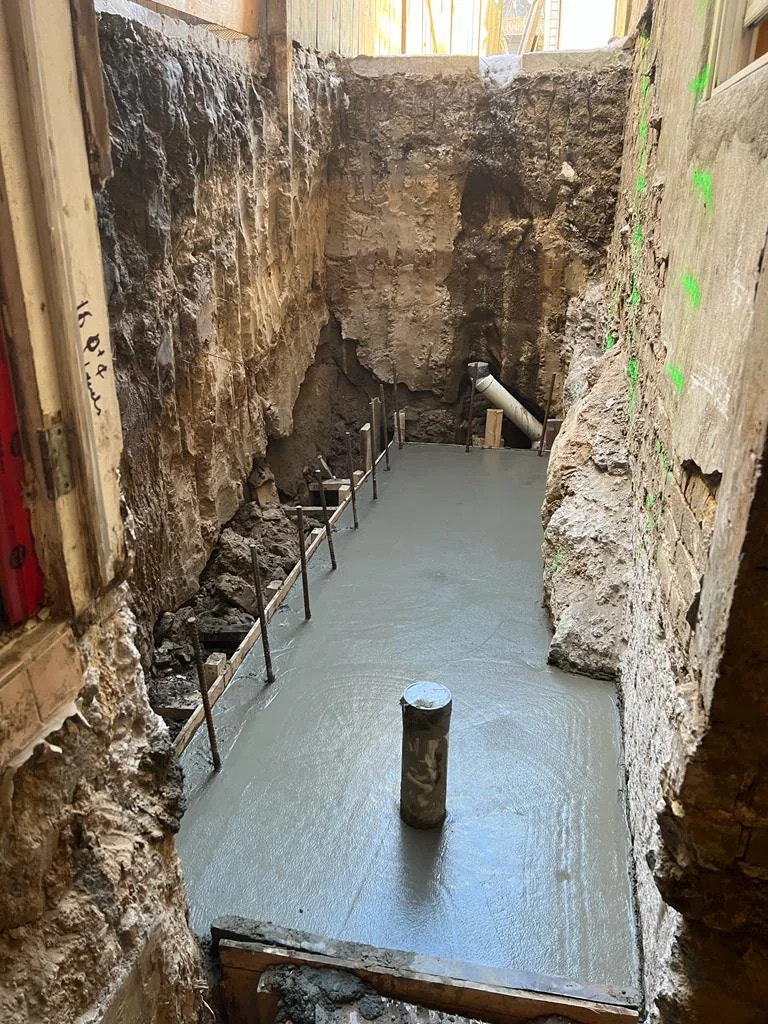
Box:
339;0;355;53
130;0;260;35
316;0;337;51
218;940;638;1024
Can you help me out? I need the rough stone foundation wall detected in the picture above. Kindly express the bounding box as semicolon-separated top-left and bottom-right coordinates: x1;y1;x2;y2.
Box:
96;10;342;653
325;51;631;440
544;2;768;1019
0;588;204;1024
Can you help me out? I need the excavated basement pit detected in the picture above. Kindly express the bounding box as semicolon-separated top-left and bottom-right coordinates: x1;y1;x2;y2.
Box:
177;443;639;999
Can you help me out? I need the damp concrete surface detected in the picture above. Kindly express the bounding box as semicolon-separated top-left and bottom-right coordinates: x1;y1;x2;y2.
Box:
178;444;638;992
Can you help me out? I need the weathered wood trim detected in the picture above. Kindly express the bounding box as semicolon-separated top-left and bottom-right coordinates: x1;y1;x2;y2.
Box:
69;0;114;186
218;939;638;1024
130;0;261;36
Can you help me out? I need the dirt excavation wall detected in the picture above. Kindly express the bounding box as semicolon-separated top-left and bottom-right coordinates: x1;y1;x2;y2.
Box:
324;50;631;443
96;7;343;653
0;591;204;1024
544;2;768;1020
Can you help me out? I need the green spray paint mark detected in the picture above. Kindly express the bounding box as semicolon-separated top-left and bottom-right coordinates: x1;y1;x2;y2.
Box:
550;551;564;574
632;223;645;251
692;169;713;214
629;284;641;306
645;509;655;532
681;273;702;309
639;119;649;142
689;64;711;98
655;438;673;476
636;174;646;195
645;492;656;509
665;363;686;394
696;0;712;15
605;332;616;351
641;74;651;98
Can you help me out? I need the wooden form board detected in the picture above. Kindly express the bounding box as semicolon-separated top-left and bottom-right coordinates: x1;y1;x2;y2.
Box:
173;440;393;756
483;408;503;449
288;0;502;56
218;939;638;1024
129;0;261;35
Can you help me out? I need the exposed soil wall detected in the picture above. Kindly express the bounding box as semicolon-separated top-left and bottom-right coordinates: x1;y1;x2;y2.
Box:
96;11;342;659
0;589;204;1024
543;5;768;1020
325;50;631;444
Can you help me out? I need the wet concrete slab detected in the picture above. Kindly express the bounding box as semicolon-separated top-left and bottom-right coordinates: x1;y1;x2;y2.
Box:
178;445;638;993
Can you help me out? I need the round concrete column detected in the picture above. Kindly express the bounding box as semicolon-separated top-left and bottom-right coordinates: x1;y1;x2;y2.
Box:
399;681;452;829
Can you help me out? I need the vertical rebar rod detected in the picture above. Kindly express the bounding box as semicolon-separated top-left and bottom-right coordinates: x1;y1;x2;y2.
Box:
538;372;557;457
316;466;337;570
465;375;477;453
295;504;311;620
392;359;403;449
188;615;221;772
379;383;391;470
345;431;359;529
249;542;275;684
369;399;378;499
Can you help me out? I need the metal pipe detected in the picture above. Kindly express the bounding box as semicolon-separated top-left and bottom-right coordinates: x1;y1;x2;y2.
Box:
465;375;477;452
369;399;378;500
316;466;337;570
295;504;311;620
188;615;221;772
249;543;275;684
379;383;391;470
538;373;557;456
345;431;359;529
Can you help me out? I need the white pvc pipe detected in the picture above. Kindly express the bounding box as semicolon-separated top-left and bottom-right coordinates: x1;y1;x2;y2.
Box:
474;373;543;441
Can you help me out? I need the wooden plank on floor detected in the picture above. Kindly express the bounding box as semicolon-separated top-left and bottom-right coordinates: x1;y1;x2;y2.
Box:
483;408;503;449
211;917;639;1009
218;940;638;1024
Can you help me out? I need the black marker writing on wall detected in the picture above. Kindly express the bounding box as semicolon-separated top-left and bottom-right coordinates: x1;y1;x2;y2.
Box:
77;299;105;416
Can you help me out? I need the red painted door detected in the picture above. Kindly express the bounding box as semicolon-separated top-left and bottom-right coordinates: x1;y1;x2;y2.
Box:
0;321;45;625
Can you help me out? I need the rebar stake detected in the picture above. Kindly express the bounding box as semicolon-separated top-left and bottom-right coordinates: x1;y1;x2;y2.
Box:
295;505;311;619
316;466;337;570
345;431;359;529
249;542;275;684
538;373;557;457
465;375;477;453
379;383;391;470
188;615;221;772
392;359;403;449
369;398;379;499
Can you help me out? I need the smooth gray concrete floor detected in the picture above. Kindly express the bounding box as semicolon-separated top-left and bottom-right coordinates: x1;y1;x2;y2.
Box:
178;445;638;992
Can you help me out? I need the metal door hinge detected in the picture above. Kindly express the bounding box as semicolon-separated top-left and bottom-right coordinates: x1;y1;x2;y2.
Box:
39;423;75;499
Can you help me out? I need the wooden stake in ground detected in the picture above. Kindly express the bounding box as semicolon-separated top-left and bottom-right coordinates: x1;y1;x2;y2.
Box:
369;399;379;499
379;383;391;470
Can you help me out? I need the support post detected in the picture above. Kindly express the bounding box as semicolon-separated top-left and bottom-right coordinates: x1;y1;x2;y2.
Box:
188;615;221;772
345;431;359;529
295;505;311;620
379;383;391;470
316;465;337;570
483;408;503;450
249;543;275;684
538;373;557;457
465;375;477;452
400;681;452;828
